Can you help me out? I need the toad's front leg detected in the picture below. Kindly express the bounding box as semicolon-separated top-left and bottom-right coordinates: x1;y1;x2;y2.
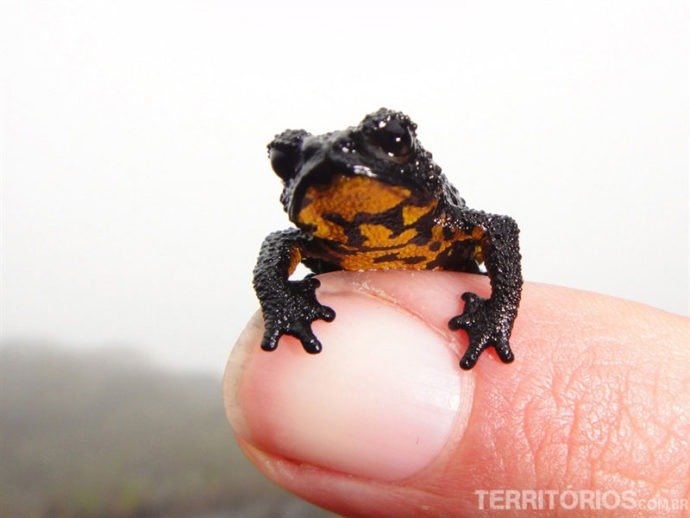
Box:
447;211;523;369
253;229;335;354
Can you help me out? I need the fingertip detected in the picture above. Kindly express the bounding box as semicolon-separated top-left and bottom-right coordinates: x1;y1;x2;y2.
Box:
224;312;264;442
228;284;470;483
228;272;690;516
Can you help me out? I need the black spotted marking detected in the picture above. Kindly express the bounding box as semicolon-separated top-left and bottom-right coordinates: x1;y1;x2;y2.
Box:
410;209;437;235
373;253;400;263
429;241;441;251
322;212;349;226
408;232;430;246
402;256;427;264
426;240;481;271
322;201;421;248
308;238;359;257
323;212;366;247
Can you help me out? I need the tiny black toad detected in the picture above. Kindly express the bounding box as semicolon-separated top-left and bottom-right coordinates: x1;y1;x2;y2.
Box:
253;109;522;369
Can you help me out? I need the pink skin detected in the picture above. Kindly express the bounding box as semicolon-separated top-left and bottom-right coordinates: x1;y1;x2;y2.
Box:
225;271;690;517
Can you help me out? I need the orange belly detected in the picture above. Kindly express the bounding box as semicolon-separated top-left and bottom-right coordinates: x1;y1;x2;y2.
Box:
296;175;485;271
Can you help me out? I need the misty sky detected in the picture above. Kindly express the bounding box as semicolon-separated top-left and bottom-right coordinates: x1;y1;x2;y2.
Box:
2;1;688;374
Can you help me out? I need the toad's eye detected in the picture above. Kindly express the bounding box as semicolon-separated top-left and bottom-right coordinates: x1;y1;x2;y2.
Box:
373;118;414;158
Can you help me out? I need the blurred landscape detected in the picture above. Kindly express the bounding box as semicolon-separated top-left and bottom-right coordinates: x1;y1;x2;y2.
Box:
0;341;330;517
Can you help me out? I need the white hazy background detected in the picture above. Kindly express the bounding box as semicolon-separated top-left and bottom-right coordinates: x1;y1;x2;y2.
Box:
2;1;688;374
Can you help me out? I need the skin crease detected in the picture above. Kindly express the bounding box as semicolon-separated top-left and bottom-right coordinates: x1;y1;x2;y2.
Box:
224;271;690;517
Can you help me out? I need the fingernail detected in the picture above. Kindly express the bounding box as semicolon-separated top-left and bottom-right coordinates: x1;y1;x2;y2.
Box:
226;288;473;482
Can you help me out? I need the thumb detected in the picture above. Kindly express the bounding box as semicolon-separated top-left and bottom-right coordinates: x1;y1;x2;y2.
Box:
224;271;690;516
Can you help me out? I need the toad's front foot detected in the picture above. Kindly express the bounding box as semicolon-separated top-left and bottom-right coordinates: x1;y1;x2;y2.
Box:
260;277;335;354
449;292;515;370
